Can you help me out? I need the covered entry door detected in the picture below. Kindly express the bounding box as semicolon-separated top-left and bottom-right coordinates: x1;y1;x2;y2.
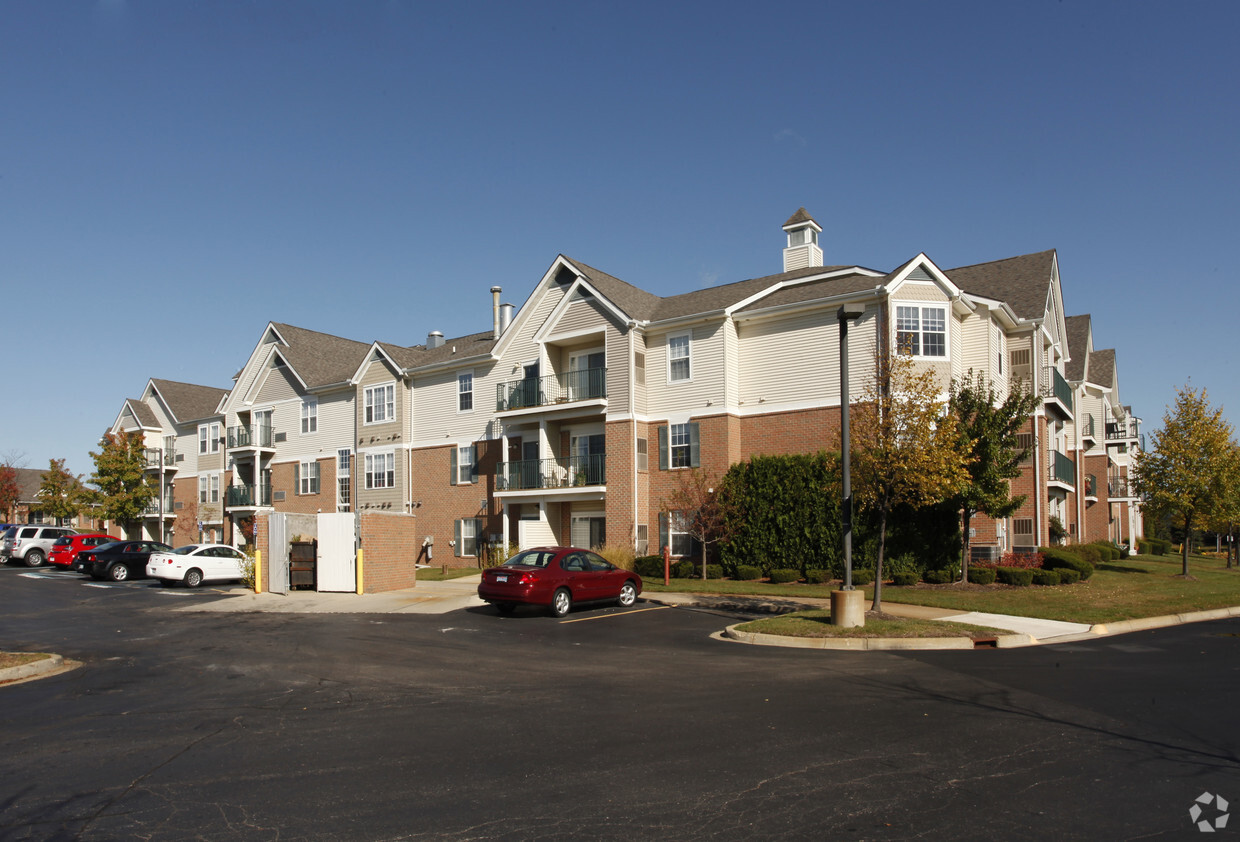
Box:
316;513;356;592
268;513;289;595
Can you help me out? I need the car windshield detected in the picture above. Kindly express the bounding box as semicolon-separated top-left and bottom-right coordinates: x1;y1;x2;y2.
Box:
502;550;553;568
53;537;73;547
1;528;14;540
171;545;202;555
94;541;125;553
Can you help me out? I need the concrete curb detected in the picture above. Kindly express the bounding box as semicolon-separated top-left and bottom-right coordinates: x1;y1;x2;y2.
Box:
723;624;1035;650
0;653;71;686
1090;605;1240;636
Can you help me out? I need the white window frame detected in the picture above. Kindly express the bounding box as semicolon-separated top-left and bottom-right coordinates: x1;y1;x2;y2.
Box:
301;398;318;434
457;444;475;485
668;332;692;382
636;437;648;472
198;425;208;455
670;423;692;469
364;450;396;490
895;303;948;359
198;475;208;504
298;460;320;495
209;473;219;503
670;511;692;557
455;517;480;558
458;371;474;413
364;382;396;425
337;449;351;512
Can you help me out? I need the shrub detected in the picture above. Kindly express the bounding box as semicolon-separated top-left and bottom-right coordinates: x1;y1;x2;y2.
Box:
1041;547;1094;581
769;568;800;584
1031;568;1061;586
892;572;919;587
1072;544;1102;567
805;568;830;585
999;551;1043;569
1056;568;1081;584
1094;542;1120;562
704;564;724;580
851;569;875;586
595;542;636;570
923;569;953;585
735;565;763;581
996;566;1034;586
240;556;257;591
634;555;665;579
671;560;696;579
1136;538;1151;555
967;567;996;585
1147;538;1169;556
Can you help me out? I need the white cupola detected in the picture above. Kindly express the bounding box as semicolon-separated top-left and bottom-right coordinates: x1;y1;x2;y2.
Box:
782;207;823;271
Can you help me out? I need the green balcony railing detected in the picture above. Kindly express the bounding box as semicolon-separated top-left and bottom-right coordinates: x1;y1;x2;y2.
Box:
1051;450;1075;486
1044;366;1073;414
496;368;607;411
144;447;176;468
1108;476;1135;498
1080;413;1095;440
226;483;272;507
496;454;606;491
227;424;273;449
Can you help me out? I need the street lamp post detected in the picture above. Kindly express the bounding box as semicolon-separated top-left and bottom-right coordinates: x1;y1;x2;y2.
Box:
833;303;866;627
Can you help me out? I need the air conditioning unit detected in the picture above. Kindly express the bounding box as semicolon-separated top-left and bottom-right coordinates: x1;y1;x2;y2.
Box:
970;545;1000;563
273;491;286;502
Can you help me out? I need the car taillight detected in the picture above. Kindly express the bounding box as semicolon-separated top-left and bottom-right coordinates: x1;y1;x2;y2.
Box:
518;572;537;585
84;554;94;563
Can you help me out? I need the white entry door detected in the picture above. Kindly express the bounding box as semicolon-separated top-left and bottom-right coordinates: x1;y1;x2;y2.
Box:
316;513;356;592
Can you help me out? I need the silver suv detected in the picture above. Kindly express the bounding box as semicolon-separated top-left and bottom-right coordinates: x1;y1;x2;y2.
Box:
1;525;77;567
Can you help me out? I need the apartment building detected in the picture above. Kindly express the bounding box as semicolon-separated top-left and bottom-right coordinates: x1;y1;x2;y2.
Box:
105;209;1143;586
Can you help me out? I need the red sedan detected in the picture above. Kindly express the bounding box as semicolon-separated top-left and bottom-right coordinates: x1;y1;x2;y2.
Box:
48;533;119;569
478;547;642;617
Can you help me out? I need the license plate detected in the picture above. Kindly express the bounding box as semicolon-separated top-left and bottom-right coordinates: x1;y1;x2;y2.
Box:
496;575;508;583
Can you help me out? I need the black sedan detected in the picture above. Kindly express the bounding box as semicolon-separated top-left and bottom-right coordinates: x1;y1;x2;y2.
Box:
77;540;173;582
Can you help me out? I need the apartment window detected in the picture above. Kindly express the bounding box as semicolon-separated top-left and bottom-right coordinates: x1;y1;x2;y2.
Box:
895;305;947;358
636;437;649;471
364;382;395;424
337;449;351;512
451;444;476;485
659;511;693;557
454;518;481;557
210;474;220;503
668;333;691;382
636;524;649;555
297;460;320;495
634;352;646;386
301;398;318;434
658;422;700;469
996;328;1005;376
364;451;395;490
458;371;474;412
198;425;208;455
198;475;208;504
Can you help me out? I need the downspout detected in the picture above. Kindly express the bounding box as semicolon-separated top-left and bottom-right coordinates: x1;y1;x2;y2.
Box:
629;326;638;551
1034;411;1044;547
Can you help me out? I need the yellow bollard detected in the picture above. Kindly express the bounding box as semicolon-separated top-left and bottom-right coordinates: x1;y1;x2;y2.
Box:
357;548;364;595
255;550;263;594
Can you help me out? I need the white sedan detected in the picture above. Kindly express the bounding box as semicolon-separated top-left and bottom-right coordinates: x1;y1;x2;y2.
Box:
147;544;249;588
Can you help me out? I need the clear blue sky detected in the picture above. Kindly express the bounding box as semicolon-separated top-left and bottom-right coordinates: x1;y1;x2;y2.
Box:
3;1;1237;478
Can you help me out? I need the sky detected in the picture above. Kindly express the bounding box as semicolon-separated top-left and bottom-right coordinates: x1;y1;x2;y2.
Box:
3;0;1238;478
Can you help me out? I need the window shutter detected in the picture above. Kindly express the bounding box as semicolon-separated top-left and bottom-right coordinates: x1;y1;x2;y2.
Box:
471;444;479;481
658;426;668;470
689;423;701;468
658;512;668;555
311;462;320;494
454;519;463;557
450;447;458;486
294;463;300;495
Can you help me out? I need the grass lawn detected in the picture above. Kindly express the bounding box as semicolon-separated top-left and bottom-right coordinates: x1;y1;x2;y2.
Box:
736;610;1008;639
0;652;51;670
415;566;482;581
644;553;1240;625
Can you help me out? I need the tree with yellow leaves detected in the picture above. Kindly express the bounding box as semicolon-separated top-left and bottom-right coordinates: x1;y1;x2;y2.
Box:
1132;386;1236;578
850;352;970;611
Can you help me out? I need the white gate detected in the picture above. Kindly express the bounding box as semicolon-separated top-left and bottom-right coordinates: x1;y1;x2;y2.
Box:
316;513;356;592
268;513;289;595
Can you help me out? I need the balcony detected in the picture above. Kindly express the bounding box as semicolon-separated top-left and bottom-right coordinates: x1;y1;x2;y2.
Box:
1080;413;1096;444
1084;474;1097;500
226;483;273;508
1108;476;1138;500
496;454;606;492
227;424;274;450
496;368;607;413
1106;419;1140;442
144;447;177;469
1049;450;1075;488
1042;366;1074;419
143;496;176;517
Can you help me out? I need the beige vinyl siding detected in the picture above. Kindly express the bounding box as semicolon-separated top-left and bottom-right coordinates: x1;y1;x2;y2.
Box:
264;387;354;461
506;284;568;371
410;362;501;446
235;330;283;406
722;318;740;409
646;322;727;415
631;332;647;416
357;446;404;509
253;364;301;405
549;295;615;337
895;280;949;302
605;328;628;412
737;305;879;408
357;358;403;435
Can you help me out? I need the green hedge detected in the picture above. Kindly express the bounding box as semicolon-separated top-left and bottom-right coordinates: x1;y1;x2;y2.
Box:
996;567;1034;586
672;560;696;579
967;567;996;585
851;570;875;586
1041;547;1094;581
1031;568;1061;586
923;569;953;585
892;572;919;587
1057;568;1081;585
735;565;763;581
769;568;800;584
1072;544;1102;567
806;568;830;585
704;564;724;579
634;556;665;579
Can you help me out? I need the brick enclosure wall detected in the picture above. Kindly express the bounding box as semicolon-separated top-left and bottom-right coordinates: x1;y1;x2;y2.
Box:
360;511;419;592
408;442;501;568
1081;453;1110;543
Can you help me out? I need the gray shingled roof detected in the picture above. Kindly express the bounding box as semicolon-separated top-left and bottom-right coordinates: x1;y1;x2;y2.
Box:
783;207;816;228
270;323;374;389
733;271;884;313
13;468;45;503
1090;349;1116;389
1064;315;1092;382
947;250;1057;321
125;398;160;428
150;379;228;423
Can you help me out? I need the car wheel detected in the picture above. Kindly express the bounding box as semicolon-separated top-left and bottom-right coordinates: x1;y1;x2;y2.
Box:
550;588;572;618
184;568;203;588
618;580;638;607
495;603;516;615
108;564;130;582
24;549;45;568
